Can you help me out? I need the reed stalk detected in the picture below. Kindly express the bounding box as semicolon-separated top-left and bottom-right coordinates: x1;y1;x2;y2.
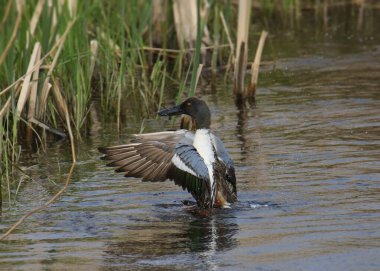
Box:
357;0;365;30
29;0;45;37
0;0;22;66
220;11;235;81
27;44;42;121
234;0;251;96
16;42;41;118
0;0;13;34
173;0;198;49
38;19;76;119
189;0;203;97
248;30;268;98
211;5;220;77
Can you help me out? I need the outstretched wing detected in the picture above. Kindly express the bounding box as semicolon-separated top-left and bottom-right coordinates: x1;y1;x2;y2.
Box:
99;130;193;182
168;143;211;202
99;131;213;206
99;140;174;182
211;134;233;167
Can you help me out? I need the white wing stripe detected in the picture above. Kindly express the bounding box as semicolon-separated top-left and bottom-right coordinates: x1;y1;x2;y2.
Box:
172;154;198;176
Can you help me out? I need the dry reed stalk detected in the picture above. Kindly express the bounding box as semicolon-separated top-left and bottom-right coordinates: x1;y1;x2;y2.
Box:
38;19;76;118
172;0;197;48
234;42;246;96
219;12;234;53
26;0;44;48
89;40;98;81
50;0;58;32
0;82;22;118
357;0;365;30
247;30;267;98
220;11;235;76
152;0;166;45
0;0;13;34
36;82;52;119
234;0;251;96
51;80;67;121
27;44;42;120
0;0;23;66
16;42;41;117
194;63;204;89
0;163;76;241
30;0;45;36
200;0;211;46
0;19;76;99
67;0;77;17
65;104;76;162
51;80;76;162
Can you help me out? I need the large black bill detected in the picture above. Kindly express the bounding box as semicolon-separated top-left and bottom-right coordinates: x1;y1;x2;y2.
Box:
158;105;183;116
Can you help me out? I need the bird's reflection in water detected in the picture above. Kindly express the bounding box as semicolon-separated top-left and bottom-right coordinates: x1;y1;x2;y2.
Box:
103;205;239;269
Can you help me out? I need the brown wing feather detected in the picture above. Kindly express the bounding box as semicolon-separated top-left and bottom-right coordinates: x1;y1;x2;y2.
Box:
99;130;194;182
99;141;174;182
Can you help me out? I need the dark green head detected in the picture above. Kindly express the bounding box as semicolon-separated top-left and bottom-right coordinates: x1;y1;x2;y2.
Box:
158;97;211;129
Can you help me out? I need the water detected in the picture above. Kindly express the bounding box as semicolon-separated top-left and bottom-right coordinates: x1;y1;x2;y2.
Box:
1;4;380;271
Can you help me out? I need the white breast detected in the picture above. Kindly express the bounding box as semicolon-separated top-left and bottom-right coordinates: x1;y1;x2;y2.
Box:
193;129;215;165
193;129;216;203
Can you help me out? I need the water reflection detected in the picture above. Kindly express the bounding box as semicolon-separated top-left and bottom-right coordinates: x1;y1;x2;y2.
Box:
104;208;238;269
235;97;251;154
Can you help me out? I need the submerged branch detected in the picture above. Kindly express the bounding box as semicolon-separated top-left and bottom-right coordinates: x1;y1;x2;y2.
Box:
28;117;67;138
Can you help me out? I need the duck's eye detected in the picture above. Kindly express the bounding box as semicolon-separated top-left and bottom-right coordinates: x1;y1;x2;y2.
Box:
187;102;192;107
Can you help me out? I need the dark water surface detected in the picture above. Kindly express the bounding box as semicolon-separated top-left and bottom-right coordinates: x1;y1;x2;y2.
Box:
1;5;380;271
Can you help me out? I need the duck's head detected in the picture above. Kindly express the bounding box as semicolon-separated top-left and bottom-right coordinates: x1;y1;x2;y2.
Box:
158;97;211;129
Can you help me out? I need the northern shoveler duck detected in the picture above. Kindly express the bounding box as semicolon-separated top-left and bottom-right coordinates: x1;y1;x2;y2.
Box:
99;97;237;208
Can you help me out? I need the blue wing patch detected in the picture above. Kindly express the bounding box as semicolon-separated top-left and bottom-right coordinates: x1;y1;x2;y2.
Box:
168;143;211;206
